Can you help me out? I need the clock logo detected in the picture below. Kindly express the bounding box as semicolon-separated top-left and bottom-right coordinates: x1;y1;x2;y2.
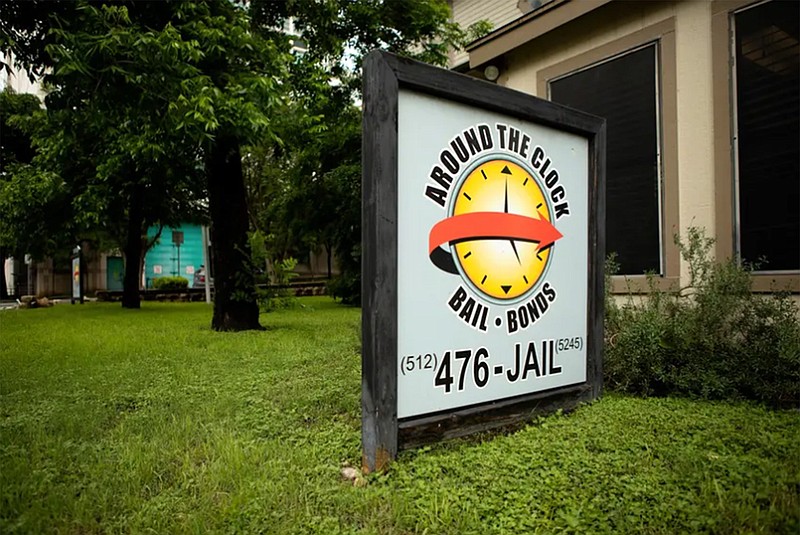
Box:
428;157;562;304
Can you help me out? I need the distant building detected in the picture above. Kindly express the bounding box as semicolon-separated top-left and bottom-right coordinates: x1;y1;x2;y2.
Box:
1;51;47;99
144;224;206;288
451;0;799;295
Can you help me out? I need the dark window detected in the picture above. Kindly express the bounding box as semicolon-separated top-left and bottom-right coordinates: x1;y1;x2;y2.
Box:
735;0;799;271
550;44;660;275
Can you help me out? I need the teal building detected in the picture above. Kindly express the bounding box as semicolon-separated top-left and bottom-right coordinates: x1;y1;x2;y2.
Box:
144;224;207;288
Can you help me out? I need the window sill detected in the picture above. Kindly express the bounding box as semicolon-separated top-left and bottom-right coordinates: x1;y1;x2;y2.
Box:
609;273;800;294
610;275;679;294
751;273;800;294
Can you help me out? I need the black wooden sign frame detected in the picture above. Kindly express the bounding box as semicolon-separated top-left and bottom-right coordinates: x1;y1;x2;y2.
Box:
362;51;605;473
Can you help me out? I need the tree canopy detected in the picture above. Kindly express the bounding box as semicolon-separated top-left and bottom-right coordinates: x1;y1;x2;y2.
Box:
2;1;284;320
244;0;489;304
1;0;484;324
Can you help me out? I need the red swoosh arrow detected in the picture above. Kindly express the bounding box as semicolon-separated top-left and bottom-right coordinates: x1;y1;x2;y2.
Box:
428;212;563;255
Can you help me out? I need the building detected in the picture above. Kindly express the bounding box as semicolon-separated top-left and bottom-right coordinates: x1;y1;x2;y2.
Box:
451;0;798;296
143;225;207;289
1;51;47;100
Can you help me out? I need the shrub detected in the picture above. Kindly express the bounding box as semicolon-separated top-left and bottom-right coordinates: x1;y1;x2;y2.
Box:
257;257;298;312
328;243;361;306
151;276;189;291
605;227;800;408
327;269;360;306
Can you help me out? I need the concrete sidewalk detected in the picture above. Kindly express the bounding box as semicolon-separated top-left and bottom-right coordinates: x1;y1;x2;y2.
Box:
0;300;19;310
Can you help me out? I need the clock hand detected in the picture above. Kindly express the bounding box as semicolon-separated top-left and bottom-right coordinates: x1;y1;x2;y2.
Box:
504;179;522;265
504;178;509;213
510;239;522;265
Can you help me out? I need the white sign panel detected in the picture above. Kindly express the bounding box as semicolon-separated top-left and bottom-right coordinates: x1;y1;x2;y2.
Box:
396;90;589;419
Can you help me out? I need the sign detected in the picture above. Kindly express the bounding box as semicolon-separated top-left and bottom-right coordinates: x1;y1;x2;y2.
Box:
362;52;605;472
153;265;162;275
71;246;83;304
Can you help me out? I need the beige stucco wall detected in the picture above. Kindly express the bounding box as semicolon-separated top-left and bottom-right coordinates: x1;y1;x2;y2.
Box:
674;1;715;242
500;2;678;91
496;0;721;290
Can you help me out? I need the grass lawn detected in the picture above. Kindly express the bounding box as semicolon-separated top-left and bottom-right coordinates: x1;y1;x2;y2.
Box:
1;297;798;534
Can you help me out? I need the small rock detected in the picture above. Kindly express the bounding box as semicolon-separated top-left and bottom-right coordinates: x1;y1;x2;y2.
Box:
341;466;359;481
341;466;367;487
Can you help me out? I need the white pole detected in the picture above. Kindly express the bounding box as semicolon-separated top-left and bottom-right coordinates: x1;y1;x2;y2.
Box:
202;225;211;304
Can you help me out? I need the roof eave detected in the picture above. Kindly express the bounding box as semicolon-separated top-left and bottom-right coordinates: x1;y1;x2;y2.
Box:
465;0;616;68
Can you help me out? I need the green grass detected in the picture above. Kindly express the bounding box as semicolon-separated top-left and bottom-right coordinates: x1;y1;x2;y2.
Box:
1;298;798;534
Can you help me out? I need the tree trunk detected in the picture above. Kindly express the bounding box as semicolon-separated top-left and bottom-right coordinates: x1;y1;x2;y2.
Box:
137;225;163;292
206;133;263;331
122;184;145;309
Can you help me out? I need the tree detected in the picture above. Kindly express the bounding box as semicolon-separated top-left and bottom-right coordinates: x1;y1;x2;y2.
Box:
243;100;362;295
245;0;489;304
0;88;47;299
4;2;210;308
171;1;287;330
0;89;124;299
0;0;75;78
0;89;39;170
3;0;482;325
2;1;285;326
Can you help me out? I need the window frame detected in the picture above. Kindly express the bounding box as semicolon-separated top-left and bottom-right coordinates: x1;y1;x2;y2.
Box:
538;19;679;293
712;0;800;292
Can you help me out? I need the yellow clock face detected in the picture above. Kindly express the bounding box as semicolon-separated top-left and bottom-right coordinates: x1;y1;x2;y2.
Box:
452;159;553;301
